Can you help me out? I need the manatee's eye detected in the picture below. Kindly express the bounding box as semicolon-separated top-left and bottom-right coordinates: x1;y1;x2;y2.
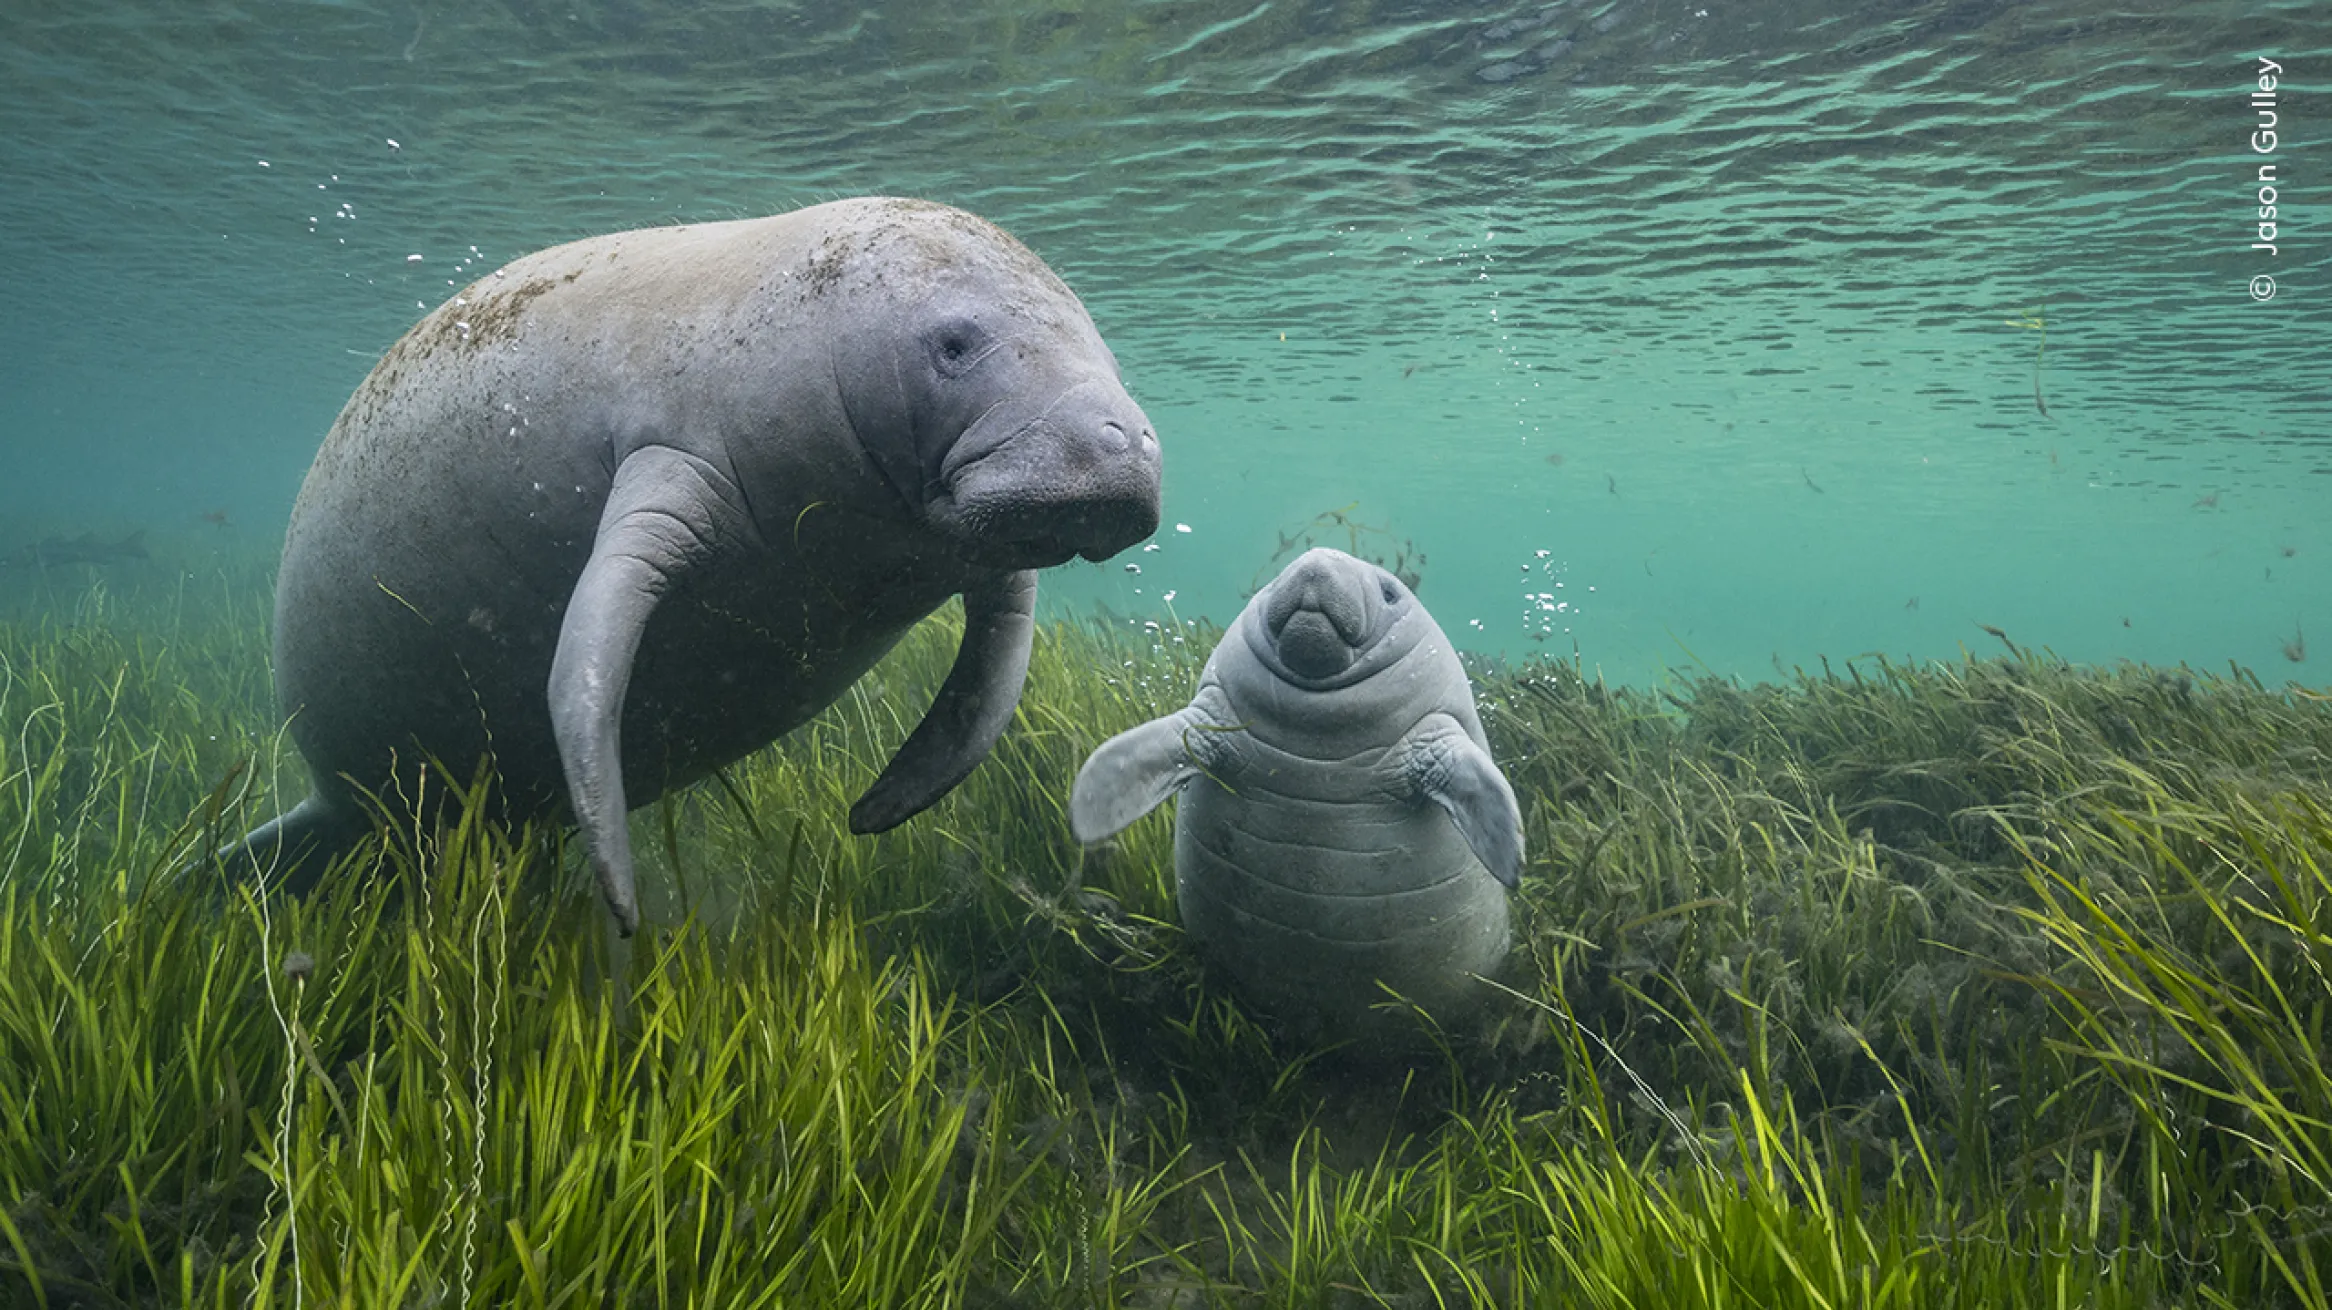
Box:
1380;579;1399;604
929;319;988;377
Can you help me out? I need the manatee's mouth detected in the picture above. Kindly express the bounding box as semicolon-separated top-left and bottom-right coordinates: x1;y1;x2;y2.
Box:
960;522;1125;571
933;385;1161;570
1264;554;1375;679
939;473;1156;570
1273;610;1357;678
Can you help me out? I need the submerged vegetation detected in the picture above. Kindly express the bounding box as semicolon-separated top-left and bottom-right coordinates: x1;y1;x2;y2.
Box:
1254;504;1426;598
2;565;2330;1306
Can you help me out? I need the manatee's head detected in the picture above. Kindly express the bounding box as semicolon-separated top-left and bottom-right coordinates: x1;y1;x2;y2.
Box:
1242;547;1426;689
822;199;1161;570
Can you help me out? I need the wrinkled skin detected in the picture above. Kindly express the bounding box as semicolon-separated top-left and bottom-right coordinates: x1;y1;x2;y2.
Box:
1070;548;1522;1038
234;197;1161;935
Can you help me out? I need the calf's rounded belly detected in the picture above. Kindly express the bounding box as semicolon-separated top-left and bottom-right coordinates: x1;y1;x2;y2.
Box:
1173;786;1510;1020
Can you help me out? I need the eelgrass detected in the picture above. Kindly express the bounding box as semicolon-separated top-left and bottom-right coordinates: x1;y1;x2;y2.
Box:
2;562;2329;1305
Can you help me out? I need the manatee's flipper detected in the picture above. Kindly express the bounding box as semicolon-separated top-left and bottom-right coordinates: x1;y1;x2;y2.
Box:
1400;715;1525;889
549;445;755;938
215;793;366;895
849;569;1039;834
1068;685;1234;843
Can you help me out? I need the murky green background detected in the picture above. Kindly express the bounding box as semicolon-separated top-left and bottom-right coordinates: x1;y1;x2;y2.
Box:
2;0;2324;683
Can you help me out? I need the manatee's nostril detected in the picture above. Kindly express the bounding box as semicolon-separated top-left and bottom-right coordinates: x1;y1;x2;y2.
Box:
1092;420;1160;456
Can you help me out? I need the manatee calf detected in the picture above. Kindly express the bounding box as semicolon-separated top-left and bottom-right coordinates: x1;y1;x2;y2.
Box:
234;197;1161;935
1070;547;1522;1035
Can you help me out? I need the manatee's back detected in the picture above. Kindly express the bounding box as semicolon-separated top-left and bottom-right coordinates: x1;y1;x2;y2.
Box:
268;214;815;812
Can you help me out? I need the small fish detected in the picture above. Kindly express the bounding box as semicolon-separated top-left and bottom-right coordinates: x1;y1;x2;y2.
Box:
1905;596;1919;611
2279;543;2298;558
2122;617;2132;628
1543;452;1565;467
200;509;232;528
3;531;149;568
2283;626;2307;664
2193;492;2220;509
1802;468;1824;494
1606;474;1618;496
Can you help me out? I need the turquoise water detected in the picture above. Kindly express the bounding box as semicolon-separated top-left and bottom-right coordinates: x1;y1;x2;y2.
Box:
1;0;2325;684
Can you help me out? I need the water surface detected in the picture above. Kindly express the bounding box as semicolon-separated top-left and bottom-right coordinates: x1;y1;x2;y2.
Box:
2;0;2324;681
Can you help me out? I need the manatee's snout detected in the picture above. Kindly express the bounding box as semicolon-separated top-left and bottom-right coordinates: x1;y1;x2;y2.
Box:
1266;549;1373;679
1055;413;1161;562
941;378;1161;568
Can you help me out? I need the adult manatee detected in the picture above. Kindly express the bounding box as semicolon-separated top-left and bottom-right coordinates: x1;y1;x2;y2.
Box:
1070;547;1521;1036
236;197;1162;935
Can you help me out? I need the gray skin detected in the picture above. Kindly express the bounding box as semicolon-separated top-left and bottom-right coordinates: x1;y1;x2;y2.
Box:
235;197;1161;936
1070;548;1522;1036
